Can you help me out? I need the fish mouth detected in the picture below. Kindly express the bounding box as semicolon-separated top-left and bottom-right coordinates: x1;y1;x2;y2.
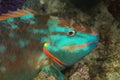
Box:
62;41;98;50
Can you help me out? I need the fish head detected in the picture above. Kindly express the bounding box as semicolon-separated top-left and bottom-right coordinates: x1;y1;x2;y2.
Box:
44;16;99;68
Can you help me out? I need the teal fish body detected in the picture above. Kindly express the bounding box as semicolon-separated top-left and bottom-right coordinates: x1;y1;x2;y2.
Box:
0;9;99;80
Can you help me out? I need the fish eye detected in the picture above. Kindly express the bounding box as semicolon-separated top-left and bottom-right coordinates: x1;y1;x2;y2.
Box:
67;30;76;36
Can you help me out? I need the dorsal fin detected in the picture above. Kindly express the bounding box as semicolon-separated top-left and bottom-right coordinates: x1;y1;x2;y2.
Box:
0;9;38;21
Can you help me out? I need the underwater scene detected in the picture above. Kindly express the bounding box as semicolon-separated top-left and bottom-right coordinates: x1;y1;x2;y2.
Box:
0;0;120;80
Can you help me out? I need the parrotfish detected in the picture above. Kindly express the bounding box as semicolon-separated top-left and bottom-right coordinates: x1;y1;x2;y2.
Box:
0;9;99;80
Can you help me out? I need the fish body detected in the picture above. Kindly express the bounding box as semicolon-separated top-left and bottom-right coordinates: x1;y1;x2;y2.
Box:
0;9;99;80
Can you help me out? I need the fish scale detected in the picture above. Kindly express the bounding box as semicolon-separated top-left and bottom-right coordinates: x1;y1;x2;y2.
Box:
0;9;99;80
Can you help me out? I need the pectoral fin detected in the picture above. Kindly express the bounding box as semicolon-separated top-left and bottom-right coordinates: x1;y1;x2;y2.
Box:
41;64;64;80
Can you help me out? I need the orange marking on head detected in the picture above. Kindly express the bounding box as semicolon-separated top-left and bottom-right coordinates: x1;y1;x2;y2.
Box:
63;42;91;50
79;42;90;48
43;48;66;67
63;45;79;50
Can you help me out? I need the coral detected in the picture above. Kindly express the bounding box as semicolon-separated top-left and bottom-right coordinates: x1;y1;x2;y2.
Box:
33;71;56;80
104;0;120;22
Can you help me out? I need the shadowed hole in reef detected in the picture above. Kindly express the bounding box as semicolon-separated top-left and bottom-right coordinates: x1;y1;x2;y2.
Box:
62;66;74;78
69;0;101;11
